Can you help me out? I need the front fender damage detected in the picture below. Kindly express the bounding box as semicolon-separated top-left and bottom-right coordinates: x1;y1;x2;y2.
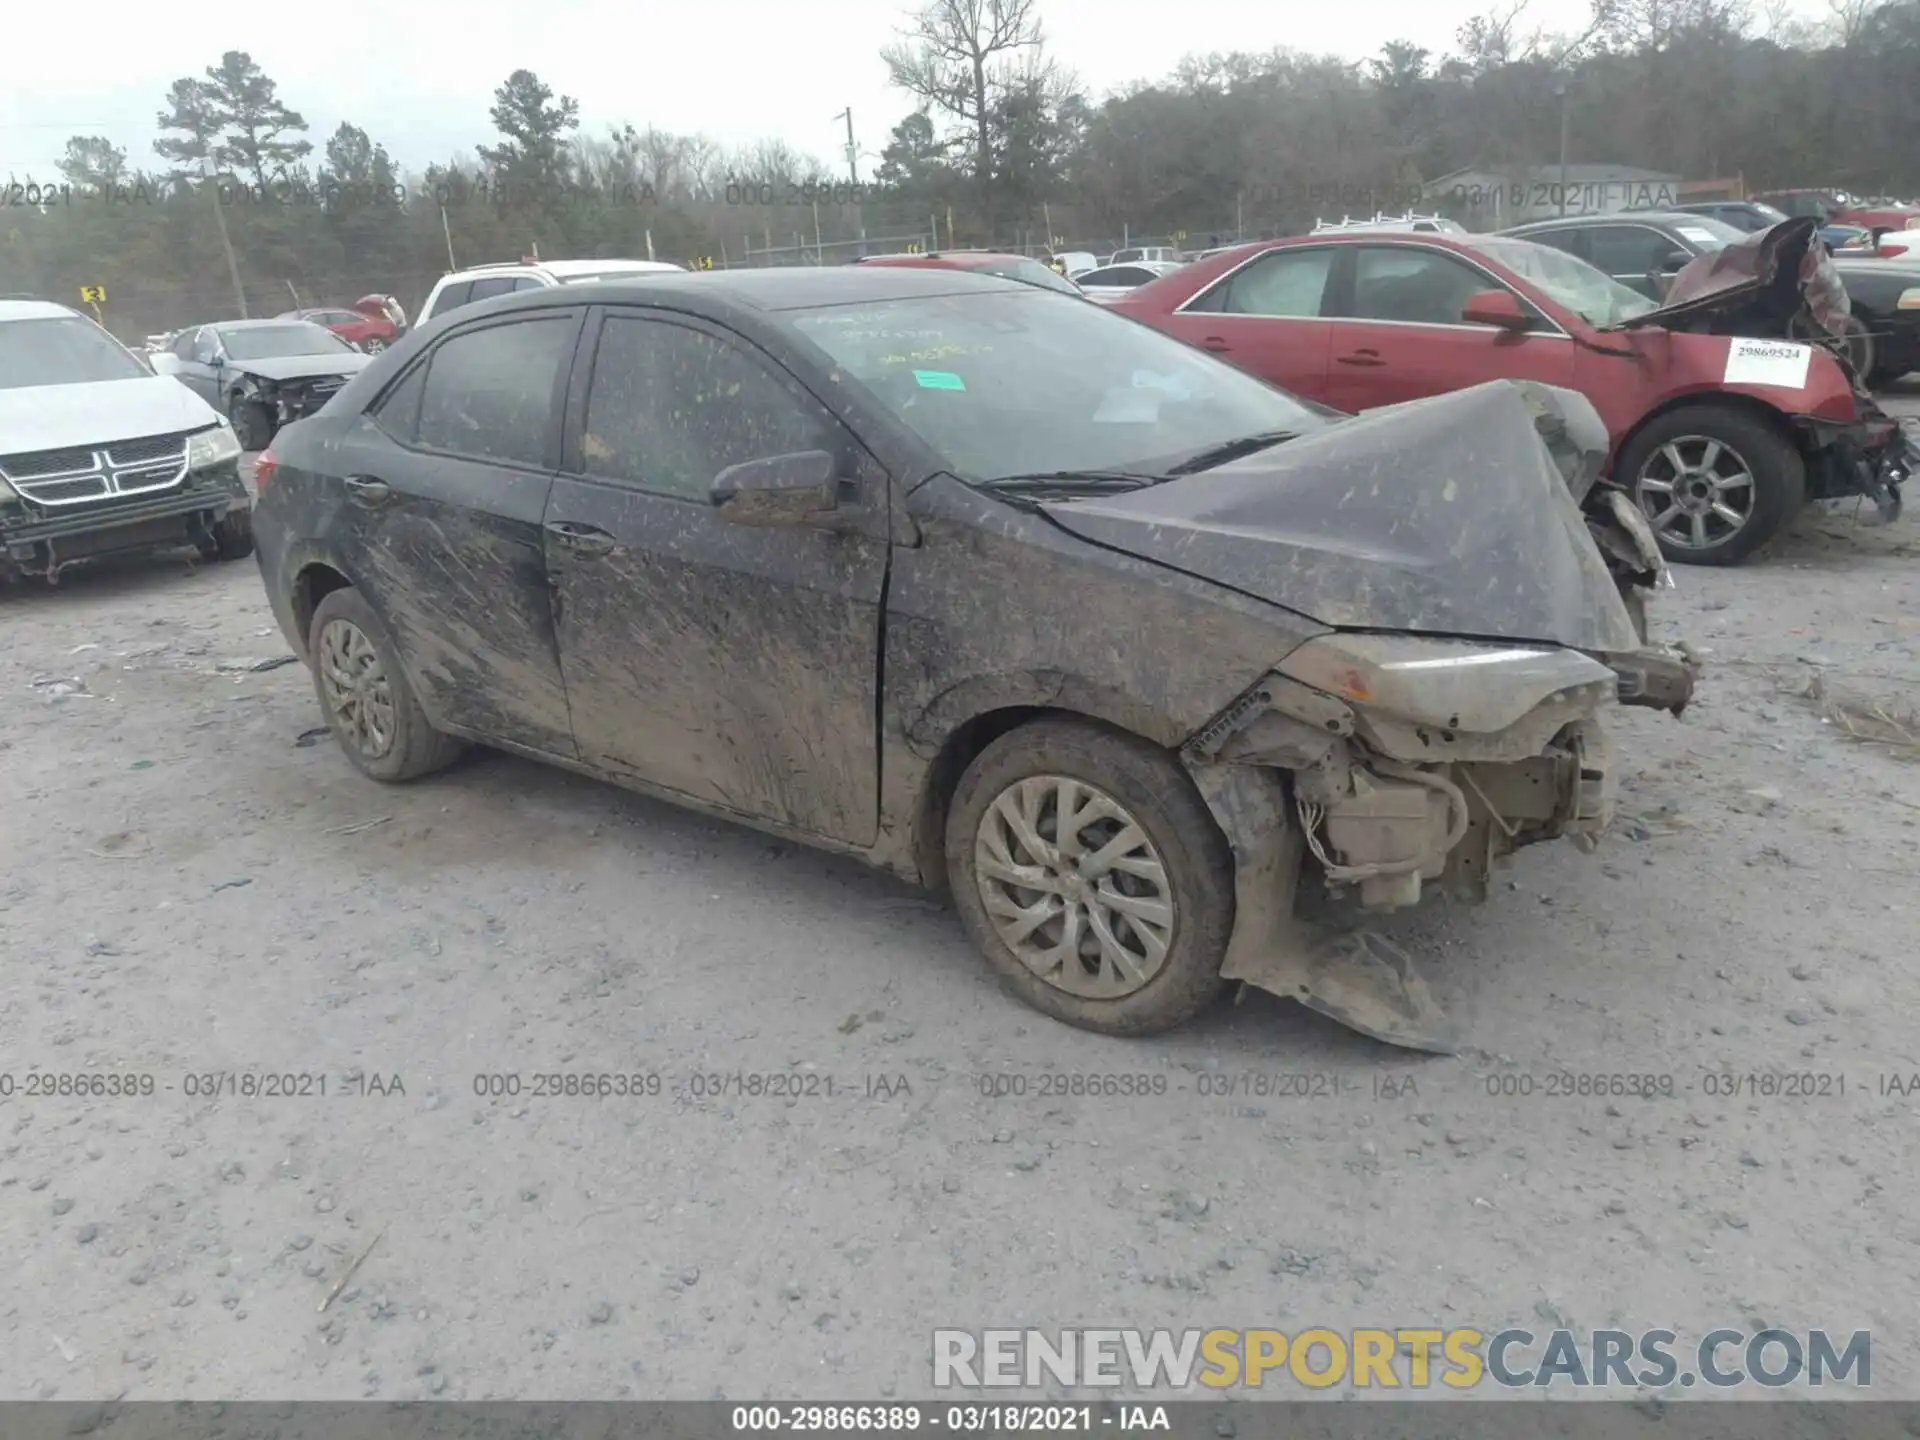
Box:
1183;760;1461;1055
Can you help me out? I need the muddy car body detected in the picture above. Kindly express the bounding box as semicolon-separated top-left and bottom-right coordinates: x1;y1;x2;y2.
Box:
1113;225;1914;565
251;268;1692;1051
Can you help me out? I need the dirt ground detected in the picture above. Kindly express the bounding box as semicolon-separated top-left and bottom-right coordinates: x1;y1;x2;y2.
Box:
4;388;1920;1402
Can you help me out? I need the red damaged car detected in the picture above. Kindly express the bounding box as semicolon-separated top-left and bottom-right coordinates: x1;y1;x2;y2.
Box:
1114;219;1916;565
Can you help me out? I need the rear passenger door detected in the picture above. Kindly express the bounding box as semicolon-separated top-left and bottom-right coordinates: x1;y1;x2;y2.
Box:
542;306;890;845
322;307;582;756
1155;246;1339;402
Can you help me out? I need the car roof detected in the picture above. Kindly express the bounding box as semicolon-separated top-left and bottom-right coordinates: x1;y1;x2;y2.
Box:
442;259;683;282
457;265;1030;315
213;317;328;330
0;299;82;322
858;251;1031;268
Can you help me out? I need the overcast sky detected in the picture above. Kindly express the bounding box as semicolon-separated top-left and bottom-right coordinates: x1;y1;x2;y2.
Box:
1;0;1805;183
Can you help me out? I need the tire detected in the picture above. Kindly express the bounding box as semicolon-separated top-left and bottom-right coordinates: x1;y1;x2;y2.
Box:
1617;404;1806;566
193;506;254;563
306;586;464;783
227;394;272;451
363;337;387;355
944;717;1235;1036
1843;315;1877;385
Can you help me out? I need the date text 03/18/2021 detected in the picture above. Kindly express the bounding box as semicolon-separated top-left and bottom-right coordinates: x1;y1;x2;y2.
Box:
729;1406;1171;1433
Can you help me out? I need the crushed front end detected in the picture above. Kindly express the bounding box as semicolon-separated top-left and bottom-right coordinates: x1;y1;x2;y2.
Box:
1180;635;1626;1054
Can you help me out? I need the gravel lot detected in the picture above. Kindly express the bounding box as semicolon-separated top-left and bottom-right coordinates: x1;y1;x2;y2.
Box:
5;386;1919;1402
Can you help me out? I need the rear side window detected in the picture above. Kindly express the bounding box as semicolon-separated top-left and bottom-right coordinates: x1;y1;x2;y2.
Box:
414;316;575;468
468;277;518;303
1192;248;1335;317
426;280;473;319
511;277;546;292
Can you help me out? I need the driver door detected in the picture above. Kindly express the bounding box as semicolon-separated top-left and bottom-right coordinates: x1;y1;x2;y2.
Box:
1321;243;1575;412
173;327;225;405
543;307;890;846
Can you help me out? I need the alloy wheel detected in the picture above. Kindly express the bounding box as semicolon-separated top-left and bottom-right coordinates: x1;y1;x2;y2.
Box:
1634;435;1758;554
363;338;386;355
972;774;1175;999
316;618;397;760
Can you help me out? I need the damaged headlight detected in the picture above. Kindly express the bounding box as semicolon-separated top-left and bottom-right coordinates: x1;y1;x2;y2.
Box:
1274;633;1617;736
186;421;243;470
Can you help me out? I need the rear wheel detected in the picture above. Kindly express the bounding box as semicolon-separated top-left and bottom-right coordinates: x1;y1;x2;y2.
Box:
1618;405;1806;566
944;718;1235;1036
362;337;387;355
307;586;464;782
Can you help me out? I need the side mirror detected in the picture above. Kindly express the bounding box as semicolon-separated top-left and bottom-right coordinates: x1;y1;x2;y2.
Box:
1657;249;1691;273
1461;289;1531;331
709;449;841;527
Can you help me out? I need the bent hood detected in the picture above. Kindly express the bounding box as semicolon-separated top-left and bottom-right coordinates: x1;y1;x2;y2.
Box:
231;353;371;382
0;376;222;455
1039;379;1640;653
1624;215;1849;337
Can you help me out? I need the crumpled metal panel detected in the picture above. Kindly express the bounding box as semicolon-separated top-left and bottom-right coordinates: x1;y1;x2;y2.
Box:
1040;379;1641;653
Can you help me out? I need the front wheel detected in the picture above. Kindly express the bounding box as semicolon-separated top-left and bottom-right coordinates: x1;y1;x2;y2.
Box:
307;586;465;782
228;395;273;451
195;506;253;562
1618;405;1806;566
944;718;1235;1036
362;337;387;355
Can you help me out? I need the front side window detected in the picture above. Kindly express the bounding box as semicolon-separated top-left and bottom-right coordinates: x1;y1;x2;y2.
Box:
579;316;833;502
1346;247;1500;326
414;316;574;467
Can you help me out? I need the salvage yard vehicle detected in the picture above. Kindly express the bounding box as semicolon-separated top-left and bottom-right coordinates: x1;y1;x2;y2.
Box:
0;299;251;583
1072;261;1185;303
415;258;688;327
251;267;1693;1052
1504;211;1920;387
852;250;1086;295
150;319;371;450
1113;222;1917;565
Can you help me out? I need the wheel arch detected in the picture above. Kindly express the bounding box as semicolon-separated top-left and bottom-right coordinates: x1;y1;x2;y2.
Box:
902;674;1198;897
1615;391;1805;467
288;557;354;660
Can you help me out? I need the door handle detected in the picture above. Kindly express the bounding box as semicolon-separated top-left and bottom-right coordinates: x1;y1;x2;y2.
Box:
1336;350;1386;367
1200;336;1230;351
342;475;392;508
545;520;617;557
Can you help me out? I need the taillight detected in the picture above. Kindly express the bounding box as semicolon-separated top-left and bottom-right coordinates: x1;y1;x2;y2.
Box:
1877;243;1905;258
253;448;278;492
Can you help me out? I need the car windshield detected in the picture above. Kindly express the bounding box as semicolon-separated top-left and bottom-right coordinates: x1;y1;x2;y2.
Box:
970;257;1083;295
1467;237;1659;328
788;289;1330;483
0;315;151;389
1752;203;1791;224
218;324;352;360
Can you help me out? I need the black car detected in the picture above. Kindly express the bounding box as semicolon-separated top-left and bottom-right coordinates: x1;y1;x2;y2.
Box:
1668;200;1792;234
154;319;372;449
1501;211;1920;385
250;267;1690;1052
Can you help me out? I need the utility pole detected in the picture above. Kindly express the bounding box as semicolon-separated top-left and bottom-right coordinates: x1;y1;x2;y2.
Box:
1556;81;1571;217
200;161;248;318
833;109;858;184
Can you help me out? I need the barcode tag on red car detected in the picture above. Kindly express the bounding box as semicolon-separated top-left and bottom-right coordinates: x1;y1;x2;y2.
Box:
1723;337;1813;389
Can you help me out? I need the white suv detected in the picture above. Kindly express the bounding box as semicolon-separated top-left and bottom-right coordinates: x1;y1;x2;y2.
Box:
417;259;687;326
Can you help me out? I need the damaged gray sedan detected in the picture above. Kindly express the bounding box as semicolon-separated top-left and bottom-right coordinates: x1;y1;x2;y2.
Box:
251;267;1695;1052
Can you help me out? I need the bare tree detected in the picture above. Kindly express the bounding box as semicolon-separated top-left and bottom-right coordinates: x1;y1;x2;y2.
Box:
1822;0;1882;43
882;0;1050;222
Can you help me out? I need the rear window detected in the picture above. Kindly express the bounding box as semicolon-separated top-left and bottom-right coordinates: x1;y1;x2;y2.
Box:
0;315;150;389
